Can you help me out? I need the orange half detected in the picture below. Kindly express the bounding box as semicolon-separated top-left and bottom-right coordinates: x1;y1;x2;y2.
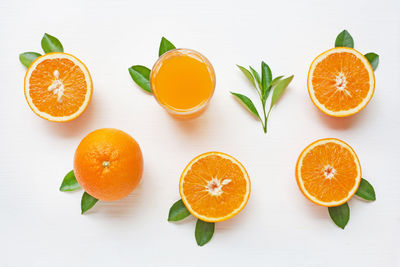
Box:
307;47;375;117
24;52;93;122
296;138;361;207
179;152;250;222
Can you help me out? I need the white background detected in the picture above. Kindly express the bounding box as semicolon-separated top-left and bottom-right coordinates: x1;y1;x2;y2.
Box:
1;0;399;266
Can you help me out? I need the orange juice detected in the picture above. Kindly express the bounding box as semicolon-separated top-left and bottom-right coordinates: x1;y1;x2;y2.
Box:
150;49;215;119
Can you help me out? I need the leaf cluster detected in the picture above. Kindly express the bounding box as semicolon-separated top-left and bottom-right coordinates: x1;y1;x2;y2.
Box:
19;33;64;67
328;178;376;229
168;199;214;246
60;170;98;214
232;63;293;133
335;30;379;70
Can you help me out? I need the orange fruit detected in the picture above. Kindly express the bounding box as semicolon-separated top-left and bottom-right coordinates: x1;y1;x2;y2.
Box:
307;47;375;117
74;128;143;201
179;152;250;222
296;138;361;207
24;52;93;122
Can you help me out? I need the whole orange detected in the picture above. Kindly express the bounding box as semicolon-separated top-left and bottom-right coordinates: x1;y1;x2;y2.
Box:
74;128;143;201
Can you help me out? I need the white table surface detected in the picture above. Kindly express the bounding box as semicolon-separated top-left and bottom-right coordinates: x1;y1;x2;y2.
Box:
1;0;399;266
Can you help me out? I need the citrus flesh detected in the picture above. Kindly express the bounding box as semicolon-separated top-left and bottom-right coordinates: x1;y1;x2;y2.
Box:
179;152;250;222
24;52;92;122
296;138;361;207
74;128;143;201
307;47;375;117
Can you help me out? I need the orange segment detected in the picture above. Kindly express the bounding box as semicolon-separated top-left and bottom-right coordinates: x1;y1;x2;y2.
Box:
296;138;361;207
307;47;375;117
179;152;250;222
24;52;92;122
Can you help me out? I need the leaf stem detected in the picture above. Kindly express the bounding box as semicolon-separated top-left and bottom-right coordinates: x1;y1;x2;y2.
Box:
260;117;266;133
255;82;266;133
264;106;272;133
261;101;267;133
266;106;272;122
255;84;262;100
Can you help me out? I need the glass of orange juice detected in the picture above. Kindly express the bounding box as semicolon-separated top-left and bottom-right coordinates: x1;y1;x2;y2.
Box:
150;48;216;119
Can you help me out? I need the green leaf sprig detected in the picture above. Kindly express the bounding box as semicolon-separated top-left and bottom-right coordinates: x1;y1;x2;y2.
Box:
128;37;176;93
232;62;293;133
328;178;376;229
168;199;214;246
335;30;379;71
19;33;63;68
59;170;99;214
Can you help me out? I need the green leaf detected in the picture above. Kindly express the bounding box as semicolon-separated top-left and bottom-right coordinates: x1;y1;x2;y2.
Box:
231;92;260;119
128;65;152;93
59;170;81;192
159;37;176;57
249;66;262;90
237;65;256;88
335;30;354;48
261;61;272;96
168;199;191;221
41;33;64;53
270;75;294;107
355;178;376;201
81;192;98;214
195;219;215;246
365;53;379;71
328;203;350;229
271;75;284;87
19;52;41;67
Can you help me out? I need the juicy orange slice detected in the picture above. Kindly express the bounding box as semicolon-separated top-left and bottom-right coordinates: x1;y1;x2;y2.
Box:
24;52;92;122
179;152;250;222
296;138;361;207
307;47;375;117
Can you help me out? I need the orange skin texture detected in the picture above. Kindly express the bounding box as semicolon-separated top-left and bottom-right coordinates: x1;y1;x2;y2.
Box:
74;128;143;201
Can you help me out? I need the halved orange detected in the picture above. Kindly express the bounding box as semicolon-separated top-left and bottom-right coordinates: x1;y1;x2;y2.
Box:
24;52;93;122
179;152;250;222
296;138;361;207
307;47;375;117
